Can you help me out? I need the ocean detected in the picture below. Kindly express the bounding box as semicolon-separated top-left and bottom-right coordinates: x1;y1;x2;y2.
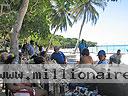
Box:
89;45;128;54
55;45;128;64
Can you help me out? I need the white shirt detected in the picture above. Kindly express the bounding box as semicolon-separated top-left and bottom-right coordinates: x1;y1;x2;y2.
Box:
110;53;121;60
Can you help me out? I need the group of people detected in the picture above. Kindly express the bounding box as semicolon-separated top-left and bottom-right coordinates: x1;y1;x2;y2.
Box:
1;39;121;66
19;40;46;64
19;40;67;65
0;40;48;96
79;47;122;65
51;39;122;66
20;40;45;57
0;39;122;96
78;39;122;65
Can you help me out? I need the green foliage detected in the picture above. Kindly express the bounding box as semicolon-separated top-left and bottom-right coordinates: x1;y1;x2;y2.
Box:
0;0;22;11
19;0;50;40
52;35;77;48
0;0;117;49
48;0;73;31
79;39;97;47
0;12;16;33
71;0;107;25
0;0;22;31
51;35;97;48
0;0;50;40
86;41;97;47
20;13;50;39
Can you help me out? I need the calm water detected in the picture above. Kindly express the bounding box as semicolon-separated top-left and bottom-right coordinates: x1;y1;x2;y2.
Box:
59;45;128;54
89;45;128;53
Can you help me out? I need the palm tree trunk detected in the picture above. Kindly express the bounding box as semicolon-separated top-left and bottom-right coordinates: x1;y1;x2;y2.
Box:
45;27;58;55
74;7;87;54
10;0;29;64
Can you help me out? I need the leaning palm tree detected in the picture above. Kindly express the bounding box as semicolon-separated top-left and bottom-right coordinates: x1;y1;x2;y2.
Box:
44;1;73;95
73;0;107;53
45;0;73;54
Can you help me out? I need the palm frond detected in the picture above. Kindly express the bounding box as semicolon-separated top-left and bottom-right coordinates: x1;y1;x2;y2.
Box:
66;15;73;27
87;4;99;24
91;0;107;10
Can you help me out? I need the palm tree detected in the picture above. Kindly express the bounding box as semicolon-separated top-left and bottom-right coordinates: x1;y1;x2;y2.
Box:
72;0;107;53
45;0;73;54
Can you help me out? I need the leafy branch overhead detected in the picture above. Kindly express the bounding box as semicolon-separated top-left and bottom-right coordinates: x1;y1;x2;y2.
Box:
0;0;118;48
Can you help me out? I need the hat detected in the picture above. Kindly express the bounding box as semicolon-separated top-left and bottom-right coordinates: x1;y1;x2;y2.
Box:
97;50;106;56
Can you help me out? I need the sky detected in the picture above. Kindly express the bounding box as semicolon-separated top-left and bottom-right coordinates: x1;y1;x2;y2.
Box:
52;0;128;45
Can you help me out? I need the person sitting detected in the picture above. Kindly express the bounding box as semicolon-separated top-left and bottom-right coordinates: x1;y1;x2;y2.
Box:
109;49;122;64
4;53;15;64
0;51;15;64
21;40;29;54
97;50;108;64
80;48;93;64
33;55;45;64
38;46;45;57
95;50;109;71
35;42;39;55
27;40;35;57
51;46;66;64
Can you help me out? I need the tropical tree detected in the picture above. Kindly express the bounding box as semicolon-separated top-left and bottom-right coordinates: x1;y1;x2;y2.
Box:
45;0;73;53
0;0;50;63
0;0;119;63
72;0;107;53
0;0;17;50
19;0;50;43
9;0;29;63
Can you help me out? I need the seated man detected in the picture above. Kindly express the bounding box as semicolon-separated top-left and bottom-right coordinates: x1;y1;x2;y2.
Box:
38;46;45;57
51;46;66;64
109;49;122;64
97;50;108;64
96;50;109;71
80;48;93;64
27;40;35;57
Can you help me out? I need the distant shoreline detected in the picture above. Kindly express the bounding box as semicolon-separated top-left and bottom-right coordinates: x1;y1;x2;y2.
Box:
97;45;128;47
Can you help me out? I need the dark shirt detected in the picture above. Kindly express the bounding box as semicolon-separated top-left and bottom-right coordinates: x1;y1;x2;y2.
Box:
51;51;65;64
